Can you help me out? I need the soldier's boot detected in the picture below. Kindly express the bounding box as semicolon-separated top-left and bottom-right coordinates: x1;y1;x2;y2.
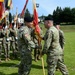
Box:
37;55;41;60
7;58;11;61
0;59;2;63
5;58;8;62
34;55;38;62
56;66;59;71
34;57;38;62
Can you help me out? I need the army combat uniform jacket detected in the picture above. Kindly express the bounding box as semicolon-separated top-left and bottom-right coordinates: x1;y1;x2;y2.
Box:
43;26;63;56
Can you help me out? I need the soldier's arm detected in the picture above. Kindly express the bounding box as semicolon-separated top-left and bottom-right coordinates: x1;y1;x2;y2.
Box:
60;30;65;49
22;29;36;49
42;30;52;54
61;31;65;45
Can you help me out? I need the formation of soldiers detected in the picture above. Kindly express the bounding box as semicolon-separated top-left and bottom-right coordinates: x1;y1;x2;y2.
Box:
0;17;42;62
0;18;19;62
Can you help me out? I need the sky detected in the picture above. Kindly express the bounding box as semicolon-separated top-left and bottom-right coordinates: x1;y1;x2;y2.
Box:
10;0;75;16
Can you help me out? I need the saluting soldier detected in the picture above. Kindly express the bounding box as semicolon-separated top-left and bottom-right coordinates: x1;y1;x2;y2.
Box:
42;16;69;75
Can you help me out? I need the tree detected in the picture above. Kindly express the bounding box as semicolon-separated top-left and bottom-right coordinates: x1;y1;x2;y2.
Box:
62;7;71;23
71;8;75;24
53;6;62;23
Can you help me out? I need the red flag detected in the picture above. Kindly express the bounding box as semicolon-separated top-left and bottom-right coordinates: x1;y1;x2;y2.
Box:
0;2;4;20
21;0;28;17
32;0;41;34
0;0;4;2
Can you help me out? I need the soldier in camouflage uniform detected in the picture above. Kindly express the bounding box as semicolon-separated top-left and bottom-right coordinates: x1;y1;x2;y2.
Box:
18;16;39;75
9;22;18;58
42;16;69;75
55;23;65;49
33;27;43;61
0;28;4;62
55;23;65;70
2;22;10;61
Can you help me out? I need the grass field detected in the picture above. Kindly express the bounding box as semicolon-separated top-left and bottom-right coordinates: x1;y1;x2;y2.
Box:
0;25;75;75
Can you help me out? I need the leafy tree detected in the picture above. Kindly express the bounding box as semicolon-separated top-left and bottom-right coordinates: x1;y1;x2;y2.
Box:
62;7;71;23
53;6;62;23
71;8;75;24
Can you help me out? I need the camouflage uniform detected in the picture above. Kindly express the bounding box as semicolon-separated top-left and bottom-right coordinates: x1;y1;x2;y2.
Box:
59;29;65;49
9;23;18;58
18;25;36;75
42;26;69;75
2;25;10;60
30;28;39;61
0;29;4;61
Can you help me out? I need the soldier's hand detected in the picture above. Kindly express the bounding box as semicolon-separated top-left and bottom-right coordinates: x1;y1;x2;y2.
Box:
40;51;44;57
35;45;42;49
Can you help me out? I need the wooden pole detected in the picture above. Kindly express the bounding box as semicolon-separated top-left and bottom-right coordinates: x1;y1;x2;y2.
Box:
41;57;45;75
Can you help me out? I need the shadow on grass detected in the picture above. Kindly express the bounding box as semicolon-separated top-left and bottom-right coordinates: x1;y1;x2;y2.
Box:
32;64;47;69
0;62;19;67
0;72;6;75
8;73;18;75
0;72;18;75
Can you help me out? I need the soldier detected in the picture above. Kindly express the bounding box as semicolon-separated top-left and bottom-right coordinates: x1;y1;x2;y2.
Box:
42;16;69;75
0;27;4;62
55;22;65;70
33;27;43;61
55;23;65;49
2;22;10;61
18;16;40;75
9;22;18;59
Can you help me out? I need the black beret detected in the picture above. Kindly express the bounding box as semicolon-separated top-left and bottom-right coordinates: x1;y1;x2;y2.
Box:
24;16;33;22
44;16;53;21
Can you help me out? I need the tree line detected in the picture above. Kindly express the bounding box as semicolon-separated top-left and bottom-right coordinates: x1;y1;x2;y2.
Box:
52;6;75;24
10;7;75;25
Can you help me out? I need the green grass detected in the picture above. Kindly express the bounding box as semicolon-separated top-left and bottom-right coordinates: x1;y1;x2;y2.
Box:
0;25;75;75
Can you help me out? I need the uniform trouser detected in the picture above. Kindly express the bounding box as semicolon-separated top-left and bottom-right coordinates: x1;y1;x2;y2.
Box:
0;44;2;60
18;51;32;75
10;41;15;52
47;54;69;75
34;48;42;59
34;48;38;59
3;41;10;58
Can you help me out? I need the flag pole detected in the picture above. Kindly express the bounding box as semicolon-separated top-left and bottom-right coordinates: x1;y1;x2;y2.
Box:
41;57;46;75
32;0;45;75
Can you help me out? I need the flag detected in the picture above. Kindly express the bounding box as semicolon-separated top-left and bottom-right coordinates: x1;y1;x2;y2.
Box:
21;0;28;17
5;0;12;10
0;0;4;2
0;2;4;20
32;0;41;34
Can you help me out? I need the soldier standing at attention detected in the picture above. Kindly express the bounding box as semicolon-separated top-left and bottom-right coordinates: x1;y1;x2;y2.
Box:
55;22;65;49
18;16;39;75
2;22;10;61
42;16;69;75
0;27;4;62
55;22;65;70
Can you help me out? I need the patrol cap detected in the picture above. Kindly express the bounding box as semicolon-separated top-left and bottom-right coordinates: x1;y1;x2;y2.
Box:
44;16;53;21
24;16;33;22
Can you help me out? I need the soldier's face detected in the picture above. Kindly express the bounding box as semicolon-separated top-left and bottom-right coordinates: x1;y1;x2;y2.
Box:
27;22;33;28
56;25;60;30
44;21;48;28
